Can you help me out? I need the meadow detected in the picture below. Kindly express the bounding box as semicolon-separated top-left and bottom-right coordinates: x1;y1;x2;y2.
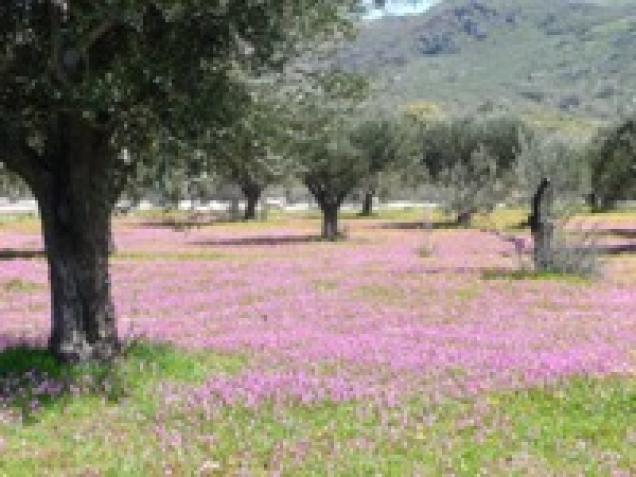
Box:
0;209;635;476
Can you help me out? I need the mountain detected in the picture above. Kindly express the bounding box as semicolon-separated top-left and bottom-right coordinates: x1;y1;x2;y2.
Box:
343;0;636;128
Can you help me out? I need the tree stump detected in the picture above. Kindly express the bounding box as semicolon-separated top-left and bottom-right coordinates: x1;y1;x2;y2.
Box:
529;178;555;272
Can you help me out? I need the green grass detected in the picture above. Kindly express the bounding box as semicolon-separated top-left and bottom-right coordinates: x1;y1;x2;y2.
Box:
112;250;226;262
0;279;44;293
0;342;245;421
2;210;636;474
0;214;37;227
482;268;593;284
1;342;633;475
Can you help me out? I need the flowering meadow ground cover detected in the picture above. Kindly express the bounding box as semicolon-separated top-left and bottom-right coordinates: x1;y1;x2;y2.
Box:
0;210;635;475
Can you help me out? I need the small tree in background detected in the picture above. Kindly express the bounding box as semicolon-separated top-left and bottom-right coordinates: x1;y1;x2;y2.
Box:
515;132;590;209
437;145;508;225
350;115;419;216
588;117;636;211
421;115;529;225
211;81;292;220
289;72;369;240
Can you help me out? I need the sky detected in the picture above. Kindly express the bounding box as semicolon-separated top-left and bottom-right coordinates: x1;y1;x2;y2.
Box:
363;0;441;20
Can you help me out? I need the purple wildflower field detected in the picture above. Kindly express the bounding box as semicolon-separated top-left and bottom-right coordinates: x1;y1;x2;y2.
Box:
2;215;635;411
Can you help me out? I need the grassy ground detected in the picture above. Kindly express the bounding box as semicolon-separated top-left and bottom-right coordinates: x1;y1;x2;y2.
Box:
0;346;633;475
0;208;635;475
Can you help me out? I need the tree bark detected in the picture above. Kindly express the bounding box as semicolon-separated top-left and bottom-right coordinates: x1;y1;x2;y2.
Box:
360;190;374;216
243;187;262;221
34;114;121;362
530;178;555;272
108;222;117;255
321;203;340;241
228;196;241;221
457;211;473;227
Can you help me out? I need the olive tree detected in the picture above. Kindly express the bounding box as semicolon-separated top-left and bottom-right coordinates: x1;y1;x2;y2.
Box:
210;80;292;220
349;116;417;216
0;0;357;362
288;73;369;240
588;117;636;211
515;133;590;208
421;115;530;224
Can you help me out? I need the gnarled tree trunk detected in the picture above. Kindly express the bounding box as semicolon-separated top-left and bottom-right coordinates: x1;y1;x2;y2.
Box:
530;178;555;272
304;181;345;242
34;114;121;362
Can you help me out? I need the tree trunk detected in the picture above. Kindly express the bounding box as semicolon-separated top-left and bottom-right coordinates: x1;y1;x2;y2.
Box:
259;198;269;222
321;203;340;241
243;188;261;221
530;178;555;272
229;196;241;221
360;190;374;216
36;115;120;362
457;211;473;227
108;222;117;255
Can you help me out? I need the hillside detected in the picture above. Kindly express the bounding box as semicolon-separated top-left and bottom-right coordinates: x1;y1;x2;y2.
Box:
344;0;636;126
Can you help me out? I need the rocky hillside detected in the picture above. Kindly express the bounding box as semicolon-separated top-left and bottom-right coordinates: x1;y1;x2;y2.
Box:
343;0;636;124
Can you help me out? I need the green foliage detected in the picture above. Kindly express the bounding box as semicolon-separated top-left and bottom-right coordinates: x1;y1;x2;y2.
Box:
422;115;530;180
421;115;530;220
209;77;295;205
515;132;590;206
0;0;360;185
350;114;420;177
289;71;371;208
589;117;636;210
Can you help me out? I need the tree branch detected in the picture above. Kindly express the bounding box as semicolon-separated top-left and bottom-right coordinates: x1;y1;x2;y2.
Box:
81;17;117;54
48;1;120;85
0;138;45;190
48;0;69;84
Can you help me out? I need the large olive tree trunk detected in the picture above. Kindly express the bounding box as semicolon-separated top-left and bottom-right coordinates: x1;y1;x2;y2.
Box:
34;115;121;362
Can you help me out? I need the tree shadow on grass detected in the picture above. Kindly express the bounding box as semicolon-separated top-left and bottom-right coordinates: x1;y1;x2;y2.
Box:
597;228;636;239
596;243;636;255
0;339;127;424
374;220;465;231
136;219;222;230
191;234;322;247
419;265;488;275
481;268;591;283
0;338;240;424
135;213;235;231
0;249;45;260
